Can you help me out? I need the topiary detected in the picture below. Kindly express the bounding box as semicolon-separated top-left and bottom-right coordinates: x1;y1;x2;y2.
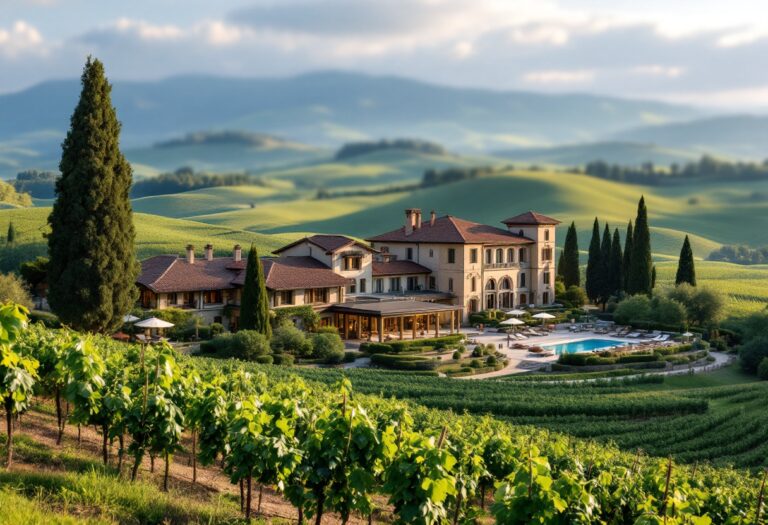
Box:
452;350;461;360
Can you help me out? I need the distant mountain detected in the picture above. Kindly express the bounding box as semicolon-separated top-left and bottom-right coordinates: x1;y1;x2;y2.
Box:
494;141;699;167
614;115;768;160
0;71;700;177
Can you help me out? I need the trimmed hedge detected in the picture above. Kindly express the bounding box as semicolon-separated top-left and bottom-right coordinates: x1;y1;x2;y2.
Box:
369;353;439;371
360;334;464;354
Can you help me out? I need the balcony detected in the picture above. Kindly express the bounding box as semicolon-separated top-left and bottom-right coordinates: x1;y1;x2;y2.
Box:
484;262;520;270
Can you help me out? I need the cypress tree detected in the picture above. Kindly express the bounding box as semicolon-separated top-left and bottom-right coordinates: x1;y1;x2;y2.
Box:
239;245;272;338
675;235;696;286
609;228;623;296
6;221;16;246
627;196;653;295
585;218;603;305
622;220;633;292
47;57;138;333
557;250;565;279
599;223;612;307
561;221;580;288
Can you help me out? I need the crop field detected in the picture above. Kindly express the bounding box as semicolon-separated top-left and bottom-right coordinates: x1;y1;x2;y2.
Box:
275;364;768;469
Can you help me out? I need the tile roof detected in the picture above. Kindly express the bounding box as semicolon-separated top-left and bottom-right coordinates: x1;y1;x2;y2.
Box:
372;260;431;276
138;256;241;293
366;215;534;245
273;234;375;255
232;256;350;290
501;211;561;225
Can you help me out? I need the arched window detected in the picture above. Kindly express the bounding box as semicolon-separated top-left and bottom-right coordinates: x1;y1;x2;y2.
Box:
519;273;526;287
507;248;515;262
470;277;476;292
545;229;550;241
485;249;492;264
500;277;512;290
519;247;527;263
485;279;495;291
495;248;503;263
469;298;479;313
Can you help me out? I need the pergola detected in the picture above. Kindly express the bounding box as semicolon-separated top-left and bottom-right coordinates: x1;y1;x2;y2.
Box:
328;301;463;342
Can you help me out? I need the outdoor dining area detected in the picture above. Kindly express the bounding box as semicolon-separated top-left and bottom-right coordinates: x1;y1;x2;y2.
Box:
112;314;175;344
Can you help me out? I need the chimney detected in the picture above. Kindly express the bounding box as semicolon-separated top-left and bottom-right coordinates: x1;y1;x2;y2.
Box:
205;244;214;261
233;244;242;262
414;209;422;230
430;210;436;226
186;244;195;264
405;209;414;236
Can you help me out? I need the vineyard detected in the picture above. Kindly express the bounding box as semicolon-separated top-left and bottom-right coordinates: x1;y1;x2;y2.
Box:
1;309;767;524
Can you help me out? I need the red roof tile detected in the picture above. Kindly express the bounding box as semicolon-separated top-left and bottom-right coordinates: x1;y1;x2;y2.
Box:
138;256;240;293
372;260;431;276
233;256;350;290
273;234;375;255
367;215;533;245
501;211;561;225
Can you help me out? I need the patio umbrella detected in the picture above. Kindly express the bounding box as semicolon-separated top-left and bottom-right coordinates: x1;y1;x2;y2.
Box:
135;317;175;329
123;314;140;323
682;331;694;337
505;309;527;316
500;318;525;326
532;313;556;320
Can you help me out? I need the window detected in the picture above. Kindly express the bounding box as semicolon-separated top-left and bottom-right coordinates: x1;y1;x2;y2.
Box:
541;247;553;261
278;290;294;305
507;248;515;263
448;278;454;292
471;276;477;292
429;249;434;257
305;288;329;304
348;281;357;294
485;249;492;264
485;279;496;290
389;277;402;292
380;246;389;253
343;256;361;270
168;293;178;305
406;247;413;260
519;248;527;263
543;272;551;286
407;276;418;291
519;273;526;287
359;278;366;293
448;248;456;264
141;289;154;308
469;299;479;313
375;278;384;293
545;229;550;241
470;248;478;263
182;292;194;307
543;292;550;304
500;278;511;290
429;276;436;290
496;248;503;263
203;290;222;304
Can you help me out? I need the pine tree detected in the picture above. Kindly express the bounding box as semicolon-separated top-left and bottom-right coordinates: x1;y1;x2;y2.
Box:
561;221;580;288
609;228;623;296
585;218;604;305
239;245;272;338
675;235;697;286
6;221;16;246
622;220;633;292
47;57;138;333
627;196;653;295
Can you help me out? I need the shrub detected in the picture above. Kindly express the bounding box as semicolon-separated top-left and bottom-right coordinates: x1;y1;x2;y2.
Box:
470;359;482;368
617;354;658;364
471;346;484;358
390;342;407;353
650;296;687;326
29;310;61;328
667;284;725;327
370;353;438;371
739;336;768;374
758;358;768;380
200;333;234;355
271;324;311;355
315;325;339;335
344;351;362;363
254;354;273;365
359;342;394;354
486;355;497;366
559;286;587;308
271;353;295;366
614;295;652;325
452;350;462;360
0;272;33;309
558;353;589;366
209;323;226;337
311;332;345;364
272;305;320;331
231;330;270;360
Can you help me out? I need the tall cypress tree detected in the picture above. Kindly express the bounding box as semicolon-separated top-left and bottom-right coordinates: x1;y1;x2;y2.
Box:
585;218;603;305
239;245;272;338
675;235;697;286
609;228;623;296
561;221;580;288
557;250;565;279
622;220;633;292
599;223;612;307
627;196;653;295
6;221;16;246
47;57;138;333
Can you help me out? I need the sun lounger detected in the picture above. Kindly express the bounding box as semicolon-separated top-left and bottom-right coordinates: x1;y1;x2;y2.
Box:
626;332;640;338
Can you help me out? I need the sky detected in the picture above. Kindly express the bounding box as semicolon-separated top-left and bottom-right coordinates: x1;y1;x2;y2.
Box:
2;0;768;109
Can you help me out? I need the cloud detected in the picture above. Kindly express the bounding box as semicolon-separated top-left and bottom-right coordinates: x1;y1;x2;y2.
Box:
522;69;595;85
0;20;45;58
631;65;684;78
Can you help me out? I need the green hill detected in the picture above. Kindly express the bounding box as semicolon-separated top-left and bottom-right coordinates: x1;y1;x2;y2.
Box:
494;141;700;167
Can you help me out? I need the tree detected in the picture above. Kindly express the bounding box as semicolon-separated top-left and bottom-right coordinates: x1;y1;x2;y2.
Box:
739;337;768;375
560;222;580;288
0;273;33;309
19;256;48;293
47;57;139;333
6;221;16;246
585;218;604;305
239;245;272;337
311;332;345;364
613;295;652;325
608;228;623;297
627;196;653;295
599;223;612;308
675;235;697;286
622;220;633;292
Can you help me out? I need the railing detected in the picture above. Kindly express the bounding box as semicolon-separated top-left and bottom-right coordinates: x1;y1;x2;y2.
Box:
484;262;521;270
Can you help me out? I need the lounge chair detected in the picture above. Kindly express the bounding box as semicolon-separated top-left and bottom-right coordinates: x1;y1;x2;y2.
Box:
626;332;640;338
515;333;529;340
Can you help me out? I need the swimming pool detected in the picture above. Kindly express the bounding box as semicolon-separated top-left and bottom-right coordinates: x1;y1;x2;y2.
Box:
543;338;628;355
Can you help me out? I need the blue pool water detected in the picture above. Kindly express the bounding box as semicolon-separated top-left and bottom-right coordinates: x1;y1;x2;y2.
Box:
543;338;627;355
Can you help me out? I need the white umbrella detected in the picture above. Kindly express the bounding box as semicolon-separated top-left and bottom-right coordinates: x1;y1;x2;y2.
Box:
505;309;527;316
682;331;694;337
532;312;556;320
500;318;525;326
135;317;175;329
123;314;140;323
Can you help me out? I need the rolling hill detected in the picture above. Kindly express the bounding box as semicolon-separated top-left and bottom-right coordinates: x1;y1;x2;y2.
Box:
493;141;701;167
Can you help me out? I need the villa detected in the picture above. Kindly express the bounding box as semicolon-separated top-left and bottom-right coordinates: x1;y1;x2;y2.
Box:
136;208;559;339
